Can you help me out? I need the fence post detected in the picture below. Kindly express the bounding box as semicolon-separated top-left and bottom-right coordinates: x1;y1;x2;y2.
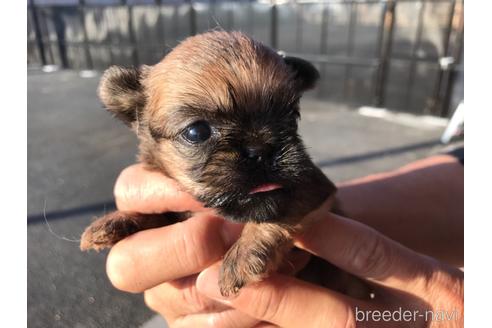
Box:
270;0;278;49
295;0;303;52
319;1;328;55
124;0;139;66
188;0;196;36
155;0;164;44
29;0;47;66
426;0;455;116
79;0;93;70
247;0;254;35
404;0;426;112
441;1;464;118
343;1;357;101
374;0;395;107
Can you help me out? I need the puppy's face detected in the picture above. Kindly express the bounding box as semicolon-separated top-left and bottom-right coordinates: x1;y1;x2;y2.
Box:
99;32;335;223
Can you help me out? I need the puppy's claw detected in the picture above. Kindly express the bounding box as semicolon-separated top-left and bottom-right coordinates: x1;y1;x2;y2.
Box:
218;242;270;297
218;272;245;297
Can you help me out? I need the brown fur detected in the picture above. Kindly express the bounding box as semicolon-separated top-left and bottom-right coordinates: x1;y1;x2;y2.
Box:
219;222;295;296
81;31;337;296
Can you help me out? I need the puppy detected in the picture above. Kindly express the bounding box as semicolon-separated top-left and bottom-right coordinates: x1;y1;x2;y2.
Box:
80;31;337;296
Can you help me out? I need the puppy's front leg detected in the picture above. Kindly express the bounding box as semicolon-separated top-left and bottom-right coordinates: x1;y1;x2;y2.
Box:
80;211;176;251
219;222;294;296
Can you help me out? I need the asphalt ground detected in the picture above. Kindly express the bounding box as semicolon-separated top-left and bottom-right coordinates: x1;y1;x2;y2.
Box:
27;69;447;328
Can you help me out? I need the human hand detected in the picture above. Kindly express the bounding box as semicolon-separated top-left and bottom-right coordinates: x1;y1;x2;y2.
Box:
335;154;464;267
106;164;310;327
107;164;463;327
195;201;464;327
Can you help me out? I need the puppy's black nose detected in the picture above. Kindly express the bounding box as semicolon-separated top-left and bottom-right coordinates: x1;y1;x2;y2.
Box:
244;146;265;162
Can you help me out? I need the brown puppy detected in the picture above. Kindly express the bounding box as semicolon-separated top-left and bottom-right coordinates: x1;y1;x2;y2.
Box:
80;31;337;296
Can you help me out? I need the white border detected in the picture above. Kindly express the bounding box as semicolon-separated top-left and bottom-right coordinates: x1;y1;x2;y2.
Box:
1;1;27;327
465;1;492;327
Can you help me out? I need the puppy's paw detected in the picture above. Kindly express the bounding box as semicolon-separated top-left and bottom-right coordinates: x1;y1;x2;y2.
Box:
218;242;271;297
80;211;139;251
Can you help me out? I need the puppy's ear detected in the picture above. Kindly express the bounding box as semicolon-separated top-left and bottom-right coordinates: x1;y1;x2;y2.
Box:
282;56;320;92
98;65;151;126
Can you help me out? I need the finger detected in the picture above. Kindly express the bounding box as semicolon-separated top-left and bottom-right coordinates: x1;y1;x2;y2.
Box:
196;263;366;328
145;275;259;328
144;275;228;322
106;215;243;293
296;211;438;292
173;310;260;328
114;163;207;213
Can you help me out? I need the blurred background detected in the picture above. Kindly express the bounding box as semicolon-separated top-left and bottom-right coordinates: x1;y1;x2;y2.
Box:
27;0;464;327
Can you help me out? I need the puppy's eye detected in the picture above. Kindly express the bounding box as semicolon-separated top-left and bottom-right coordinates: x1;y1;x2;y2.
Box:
182;121;212;143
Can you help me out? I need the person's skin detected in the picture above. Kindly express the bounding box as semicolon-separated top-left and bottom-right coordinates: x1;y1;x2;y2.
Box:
336;155;463;267
106;155;463;327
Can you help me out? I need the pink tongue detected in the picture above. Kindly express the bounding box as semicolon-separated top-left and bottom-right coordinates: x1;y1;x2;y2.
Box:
249;183;283;194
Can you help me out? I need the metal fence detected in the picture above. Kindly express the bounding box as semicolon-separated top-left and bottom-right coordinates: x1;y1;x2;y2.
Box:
27;0;464;117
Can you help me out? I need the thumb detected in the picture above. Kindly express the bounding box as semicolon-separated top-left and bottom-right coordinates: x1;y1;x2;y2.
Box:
196;263;359;328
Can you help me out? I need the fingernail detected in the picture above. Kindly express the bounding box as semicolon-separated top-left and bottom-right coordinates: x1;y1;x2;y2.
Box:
196;264;232;303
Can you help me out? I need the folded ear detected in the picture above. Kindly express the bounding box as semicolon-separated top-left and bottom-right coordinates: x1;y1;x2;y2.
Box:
282;55;320;92
98;65;151;127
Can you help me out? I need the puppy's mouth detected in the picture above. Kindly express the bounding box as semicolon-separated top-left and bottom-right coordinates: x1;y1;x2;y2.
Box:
200;180;296;223
249;183;283;195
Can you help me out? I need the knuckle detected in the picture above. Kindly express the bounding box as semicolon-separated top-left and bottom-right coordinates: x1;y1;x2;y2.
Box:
348;231;392;278
173;223;201;270
175;220;223;271
177;276;209;312
106;245;140;293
